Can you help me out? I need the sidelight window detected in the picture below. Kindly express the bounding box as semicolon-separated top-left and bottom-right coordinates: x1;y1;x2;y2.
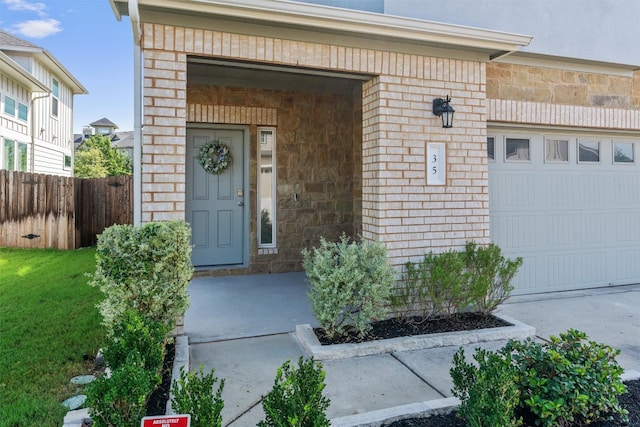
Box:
257;127;276;248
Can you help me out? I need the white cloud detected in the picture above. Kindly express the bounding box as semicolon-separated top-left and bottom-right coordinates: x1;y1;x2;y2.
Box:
13;19;62;38
3;0;47;17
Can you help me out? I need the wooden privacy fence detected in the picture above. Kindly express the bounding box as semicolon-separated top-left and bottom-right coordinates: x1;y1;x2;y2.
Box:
0;170;133;249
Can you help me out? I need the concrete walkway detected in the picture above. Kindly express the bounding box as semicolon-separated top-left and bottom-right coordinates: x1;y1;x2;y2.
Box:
185;274;640;427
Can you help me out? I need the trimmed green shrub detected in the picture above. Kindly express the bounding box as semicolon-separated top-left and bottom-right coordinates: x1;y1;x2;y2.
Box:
502;329;628;426
451;348;521;427
464;242;523;314
391;242;522;320
87;311;167;427
392;249;470;320
258;357;330;427
102;311;168;374
90;220;193;331
171;365;225;427
302;234;395;339
86;360;157;427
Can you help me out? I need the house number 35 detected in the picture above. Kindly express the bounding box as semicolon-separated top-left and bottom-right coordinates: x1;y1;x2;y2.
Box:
426;143;446;186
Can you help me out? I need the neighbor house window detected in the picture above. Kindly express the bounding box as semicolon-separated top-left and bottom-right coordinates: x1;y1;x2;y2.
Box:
487;136;495;161
578;139;600;163
3;139;15;170
613;141;635;164
4;96;15;116
505;137;530;161
17;142;27;171
258;127;276;248
64;154;72;169
51;78;59;117
18;103;28;121
545;138;569;163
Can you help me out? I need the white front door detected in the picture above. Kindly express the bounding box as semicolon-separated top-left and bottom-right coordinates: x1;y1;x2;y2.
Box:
186;128;246;267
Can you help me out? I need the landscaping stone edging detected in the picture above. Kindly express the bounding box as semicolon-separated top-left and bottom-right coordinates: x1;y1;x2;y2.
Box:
166;335;189;415
328;370;640;427
330;397;460;427
296;313;536;360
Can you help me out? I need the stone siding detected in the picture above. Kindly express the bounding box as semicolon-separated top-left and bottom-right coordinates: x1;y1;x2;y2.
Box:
187;84;361;273
487;63;640;109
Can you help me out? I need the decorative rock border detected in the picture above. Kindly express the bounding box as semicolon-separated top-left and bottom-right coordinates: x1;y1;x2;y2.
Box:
329;370;640;427
330;397;460;427
296;313;536;360
165;335;190;415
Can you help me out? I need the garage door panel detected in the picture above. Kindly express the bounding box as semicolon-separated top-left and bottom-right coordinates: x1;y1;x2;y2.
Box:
613;175;640;204
616;212;640;242
547;213;608;247
489;174;537;208
489;133;640;294
616;248;640;282
510;254;537;292
490;214;537;249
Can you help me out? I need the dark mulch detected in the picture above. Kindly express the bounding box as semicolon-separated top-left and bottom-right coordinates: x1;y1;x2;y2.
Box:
314;312;510;345
145;341;175;416
384;379;640;427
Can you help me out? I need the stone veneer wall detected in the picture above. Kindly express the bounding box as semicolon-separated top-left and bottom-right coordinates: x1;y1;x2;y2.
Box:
487;63;640;108
140;22;491;272
187;84;360;273
486;63;640;130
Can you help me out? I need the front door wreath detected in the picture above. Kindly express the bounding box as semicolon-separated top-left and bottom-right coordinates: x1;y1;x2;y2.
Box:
199;141;232;174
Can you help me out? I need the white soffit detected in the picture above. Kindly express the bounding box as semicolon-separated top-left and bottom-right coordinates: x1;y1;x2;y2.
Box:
118;0;532;55
496;52;640;77
0;51;50;92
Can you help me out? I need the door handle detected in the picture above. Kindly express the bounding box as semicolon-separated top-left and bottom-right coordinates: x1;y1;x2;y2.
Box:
237;201;244;207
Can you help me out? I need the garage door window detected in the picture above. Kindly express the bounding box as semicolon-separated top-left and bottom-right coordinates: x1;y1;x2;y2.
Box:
545;138;569;163
578;140;600;163
505;138;530;161
613;142;634;164
487;137;495;161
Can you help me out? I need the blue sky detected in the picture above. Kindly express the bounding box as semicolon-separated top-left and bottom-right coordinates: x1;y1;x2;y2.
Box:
0;0;134;133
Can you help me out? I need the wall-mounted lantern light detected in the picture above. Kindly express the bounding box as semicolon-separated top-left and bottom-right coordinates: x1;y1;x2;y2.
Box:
433;95;455;128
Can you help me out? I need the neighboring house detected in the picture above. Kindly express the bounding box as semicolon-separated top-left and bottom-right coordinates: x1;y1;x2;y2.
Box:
109;0;640;295
0;31;87;177
74;117;134;158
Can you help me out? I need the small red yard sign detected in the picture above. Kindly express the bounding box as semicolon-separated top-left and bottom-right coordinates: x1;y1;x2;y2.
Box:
141;414;191;427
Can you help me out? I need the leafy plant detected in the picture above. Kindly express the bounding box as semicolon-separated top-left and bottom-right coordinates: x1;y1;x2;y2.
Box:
102;310;168;374
86;360;157;427
392;249;470;320
90;220;193;331
451;347;521;427
259;357;331;427
502;329;628;426
75;134;132;178
171;365;225;427
302;234;394;338
391;242;522;321
87;311;167;427
464;242;522;314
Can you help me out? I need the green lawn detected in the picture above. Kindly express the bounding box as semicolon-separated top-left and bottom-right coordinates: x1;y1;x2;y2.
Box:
0;247;105;427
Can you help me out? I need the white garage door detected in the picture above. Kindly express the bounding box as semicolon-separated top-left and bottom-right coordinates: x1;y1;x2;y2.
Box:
489;131;640;295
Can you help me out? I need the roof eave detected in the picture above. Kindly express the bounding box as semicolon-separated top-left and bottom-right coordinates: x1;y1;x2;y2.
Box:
38;50;88;94
0;51;50;92
114;0;532;55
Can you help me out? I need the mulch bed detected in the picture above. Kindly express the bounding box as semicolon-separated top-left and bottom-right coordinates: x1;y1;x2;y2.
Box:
146;341;175;416
384;379;640;426
314;312;510;345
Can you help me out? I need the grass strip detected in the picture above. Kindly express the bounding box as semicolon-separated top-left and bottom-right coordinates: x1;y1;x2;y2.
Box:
0;247;105;427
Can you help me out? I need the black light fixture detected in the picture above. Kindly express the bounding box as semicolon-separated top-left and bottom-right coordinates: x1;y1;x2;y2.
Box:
433;95;455;128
